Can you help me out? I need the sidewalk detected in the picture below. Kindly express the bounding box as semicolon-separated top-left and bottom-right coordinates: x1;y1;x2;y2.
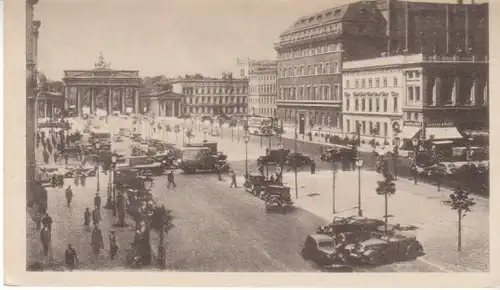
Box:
232;169;488;272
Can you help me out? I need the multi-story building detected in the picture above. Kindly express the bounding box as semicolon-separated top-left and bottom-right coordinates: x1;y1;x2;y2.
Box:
171;73;248;116
248;60;277;117
343;55;406;143
274;1;387;133
343;52;488;147
26;0;41;205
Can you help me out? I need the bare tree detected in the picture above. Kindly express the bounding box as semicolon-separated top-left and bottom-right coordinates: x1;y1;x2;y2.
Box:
376;172;396;234
442;185;476;252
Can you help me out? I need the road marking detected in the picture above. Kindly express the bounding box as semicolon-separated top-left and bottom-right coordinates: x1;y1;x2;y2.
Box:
417;257;453;272
261;250;272;260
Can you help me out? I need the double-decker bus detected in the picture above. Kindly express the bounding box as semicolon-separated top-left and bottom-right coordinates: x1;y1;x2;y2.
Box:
246;117;273;136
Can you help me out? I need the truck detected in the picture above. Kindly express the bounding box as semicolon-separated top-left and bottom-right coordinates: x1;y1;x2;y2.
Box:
119;155;165;176
178;145;229;174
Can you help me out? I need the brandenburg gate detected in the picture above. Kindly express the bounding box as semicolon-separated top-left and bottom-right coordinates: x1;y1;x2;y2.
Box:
63;53;141;115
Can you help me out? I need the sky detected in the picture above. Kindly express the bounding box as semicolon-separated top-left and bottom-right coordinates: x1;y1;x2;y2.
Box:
35;0;485;80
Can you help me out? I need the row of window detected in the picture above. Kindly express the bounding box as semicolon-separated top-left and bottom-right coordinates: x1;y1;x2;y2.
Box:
280;22;342;43
345;96;399;113
279;61;340;78
346;120;389;137
249;84;276;95
407;86;422;102
186;106;247;114
346;76;395;89
277;43;343;59
249;96;274;105
182;86;248;95
279;85;340;101
185;96;246;105
282;110;342;128
255;73;276;81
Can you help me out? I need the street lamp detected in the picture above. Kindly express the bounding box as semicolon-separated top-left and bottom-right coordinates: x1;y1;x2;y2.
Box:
95;142;101;194
355;158;364;217
412;138;419;185
393;136;401;180
111;155;117;216
244;134;250;177
203;128;208;142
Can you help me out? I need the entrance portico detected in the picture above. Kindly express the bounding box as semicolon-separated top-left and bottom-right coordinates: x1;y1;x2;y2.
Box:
62;53;141;116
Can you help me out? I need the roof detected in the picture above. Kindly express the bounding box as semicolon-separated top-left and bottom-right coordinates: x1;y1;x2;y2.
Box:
281;1;383;35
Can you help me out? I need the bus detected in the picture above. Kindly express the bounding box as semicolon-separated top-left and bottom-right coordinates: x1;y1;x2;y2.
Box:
246;117;273;136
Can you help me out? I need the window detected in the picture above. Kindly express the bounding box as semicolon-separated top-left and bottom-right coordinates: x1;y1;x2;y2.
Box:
368;79;372;88
319;64;323;74
362;121;366;134
369;121;373;134
308;65;312;75
383;98;388;112
383;78;388;87
325;86;330;100
393;77;398;87
408;87;414;101
415;86;421;101
346;97;350;111
345;80;350;88
361;79;366;88
333;62;338;73
325;63;330;73
307;86;311;98
393;96;398;112
368;98;372;112
376;98;380;112
346;120;350;133
355;99;359;111
361;99;366;111
314;64;318;74
334;85;340;100
406;112;412;120
375;78;380;87
355;80;359;88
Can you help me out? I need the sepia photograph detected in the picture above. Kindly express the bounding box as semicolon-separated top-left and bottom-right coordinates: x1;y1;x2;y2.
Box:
3;0;497;286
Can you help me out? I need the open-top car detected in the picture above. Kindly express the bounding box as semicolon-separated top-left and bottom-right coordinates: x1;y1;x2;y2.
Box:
285;152;313;168
316;216;386;236
263;185;293;213
243;174;267;196
257;149;290;166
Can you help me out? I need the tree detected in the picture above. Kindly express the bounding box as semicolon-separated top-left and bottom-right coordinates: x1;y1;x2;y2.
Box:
442;186;476;252
376;172;396;234
151;206;174;268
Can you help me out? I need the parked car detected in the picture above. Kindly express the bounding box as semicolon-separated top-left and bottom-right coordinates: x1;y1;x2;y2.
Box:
301;234;346;266
285;152;313;167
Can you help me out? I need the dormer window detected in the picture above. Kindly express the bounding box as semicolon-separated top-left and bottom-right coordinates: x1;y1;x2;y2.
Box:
325;11;333;17
334;9;341;16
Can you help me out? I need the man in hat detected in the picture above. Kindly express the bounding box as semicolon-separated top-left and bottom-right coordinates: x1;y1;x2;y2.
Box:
41;212;53;233
65;185;73;208
229;169;237;188
92;206;101;227
83;207;91;227
40;226;51;257
167;170;176;189
109;230;119;260
64;244;78;270
90;225;104;256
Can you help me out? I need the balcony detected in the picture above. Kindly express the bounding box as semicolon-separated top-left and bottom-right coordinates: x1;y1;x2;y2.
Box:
276;98;342;108
422;55;488;63
274;30;345;50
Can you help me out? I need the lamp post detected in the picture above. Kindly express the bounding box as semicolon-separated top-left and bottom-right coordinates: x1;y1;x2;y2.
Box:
95;142;101;194
203;128;207;142
412;138;419;185
244;134;250;177
111;155;117;216
294;127;298;200
393;136;401;180
355;158;364;217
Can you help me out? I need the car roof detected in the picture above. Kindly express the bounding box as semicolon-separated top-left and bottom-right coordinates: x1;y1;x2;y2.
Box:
308;234;335;243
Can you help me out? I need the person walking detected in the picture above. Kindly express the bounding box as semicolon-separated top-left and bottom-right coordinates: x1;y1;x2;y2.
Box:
57;173;65;188
41;212;53;233
43;150;50;165
229;170;238;188
167;170;176;189
92;206;101;227
65;185;73;207
64;244;78;270
80;173;87;187
40;226;51;257
94;193;101;209
64;152;69;165
109;230;119;260
310;160;316;175
74;172;80;187
90;225;104;256
215;164;222;181
83;207;91;227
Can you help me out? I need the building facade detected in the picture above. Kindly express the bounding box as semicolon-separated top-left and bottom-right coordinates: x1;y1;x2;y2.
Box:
171;74;248;116
274;1;387;132
343;55;406;143
139;90;184;117
63;53;141;116
37;92;64;118
26;0;40;203
248;60;277;117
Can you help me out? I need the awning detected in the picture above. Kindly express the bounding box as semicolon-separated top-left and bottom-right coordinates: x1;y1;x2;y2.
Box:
426;127;463;140
399;126;421;140
432;140;453;145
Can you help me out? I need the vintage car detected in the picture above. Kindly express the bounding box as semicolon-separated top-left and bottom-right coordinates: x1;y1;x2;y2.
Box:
263;185;293;213
285;152;313;168
316;216;386;237
346;232;424;266
257;149;290;166
301;234;352;269
243;174;267;196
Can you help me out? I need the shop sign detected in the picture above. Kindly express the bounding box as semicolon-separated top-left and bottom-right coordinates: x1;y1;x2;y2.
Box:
403;121;422;127
427;121;454;127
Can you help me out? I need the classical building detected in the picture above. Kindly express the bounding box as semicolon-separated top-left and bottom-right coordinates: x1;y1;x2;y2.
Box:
171;73;248;116
37;91;64;118
274;1;387;133
342;55;406;143
139;90;185;117
26;0;40;203
62;53;141;116
248;60;277;117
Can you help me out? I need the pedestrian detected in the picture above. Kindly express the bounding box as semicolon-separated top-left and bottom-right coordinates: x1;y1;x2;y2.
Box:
94;193;101;209
167;170;176;188
269;175;275;184
310;160;316;174
57;173;64;188
43;150;50;165
215;164;222;181
40;226;51;257
80;173;87;187
64;244;78;270
109;230;119;260
51;173;57;188
83;207;91;227
41;212;53;233
65;186;73;207
64;152;69;165
90;225;104;256
92;206;101;227
229;170;237;188
35;210;41;230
